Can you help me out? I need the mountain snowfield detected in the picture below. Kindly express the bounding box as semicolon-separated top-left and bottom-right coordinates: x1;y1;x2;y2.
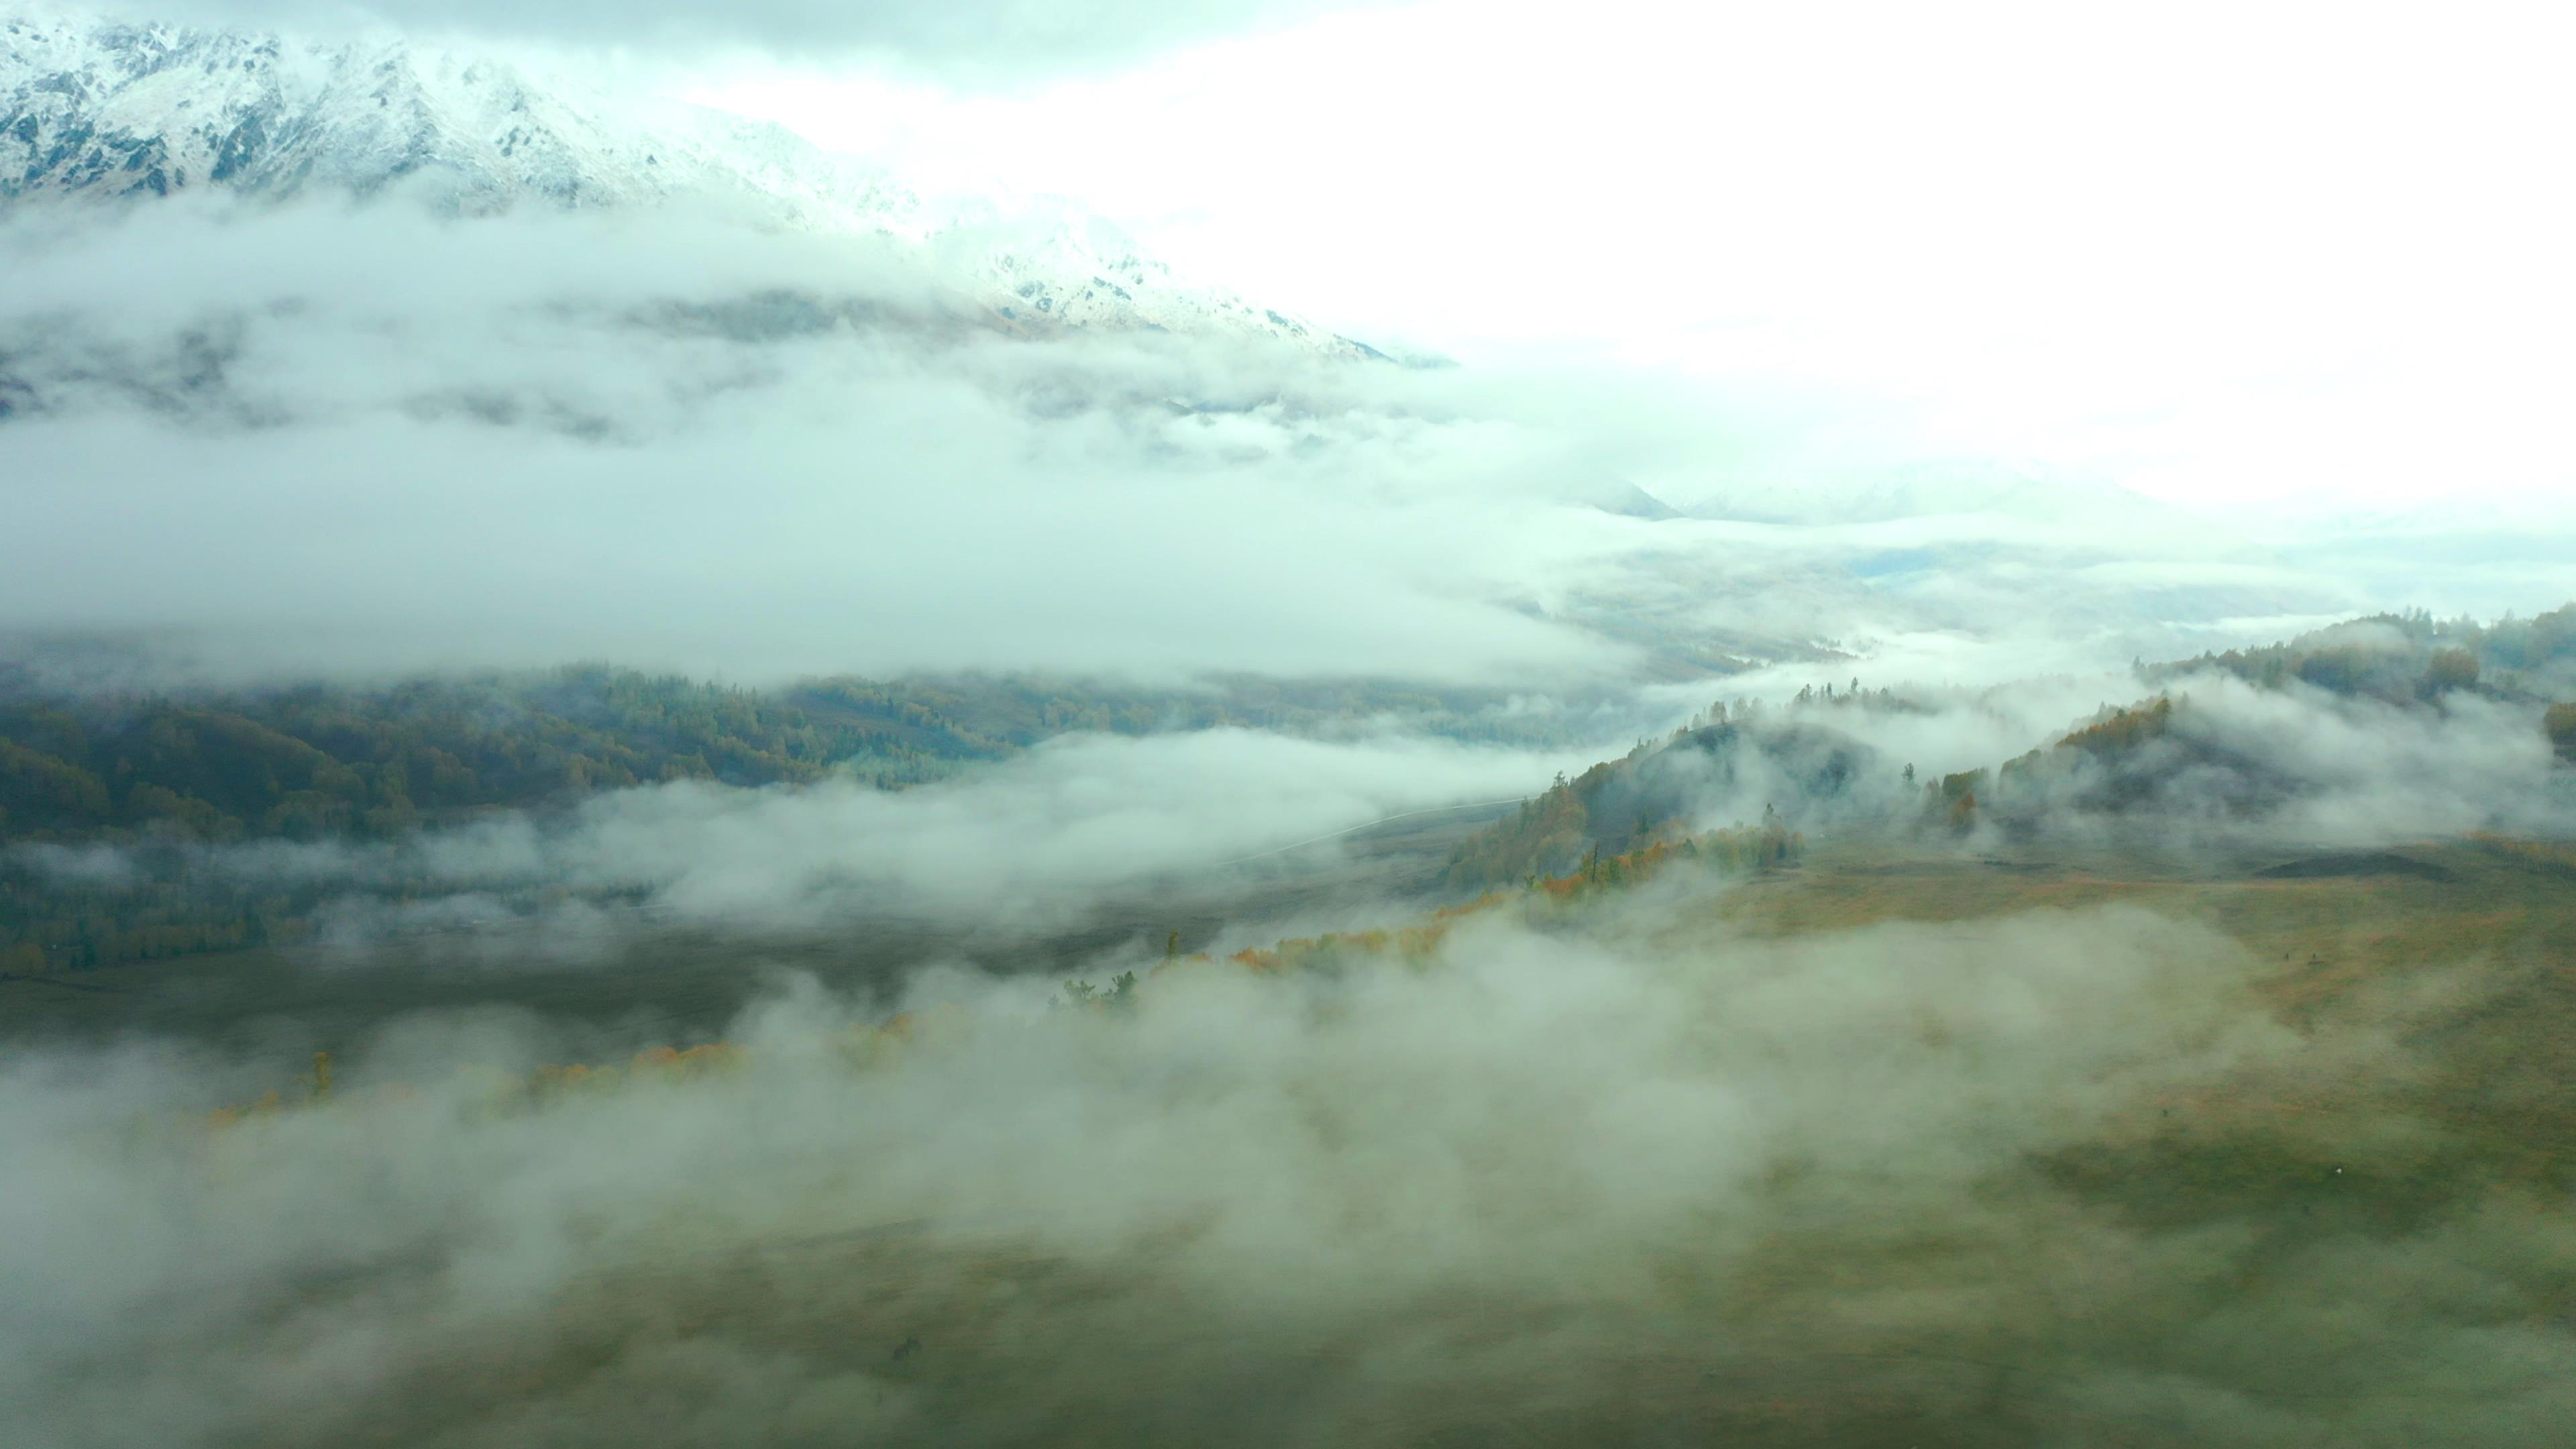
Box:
0;6;1375;357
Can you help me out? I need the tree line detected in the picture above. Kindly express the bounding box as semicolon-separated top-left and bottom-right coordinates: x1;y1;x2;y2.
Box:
2153;602;2576;702
1;666;1627;852
0;665;1637;972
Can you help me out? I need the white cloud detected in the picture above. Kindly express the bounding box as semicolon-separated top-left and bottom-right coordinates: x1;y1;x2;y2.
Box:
9;194;2454;692
9;898;2567;1444
21;729;1601;938
696;0;2576;515
110;0;1391;78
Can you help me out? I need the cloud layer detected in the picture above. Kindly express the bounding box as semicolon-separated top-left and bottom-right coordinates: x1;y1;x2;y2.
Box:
105;0;1383;77
9;896;2571;1446
13;729;1595;950
0;198;1635;685
3;193;2457;696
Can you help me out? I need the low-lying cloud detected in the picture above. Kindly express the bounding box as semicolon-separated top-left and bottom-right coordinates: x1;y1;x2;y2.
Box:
0;201;1625;684
6;896;2568;1446
1575;667;2576;867
15;728;1599;942
3;194;2477;698
130;0;1386;78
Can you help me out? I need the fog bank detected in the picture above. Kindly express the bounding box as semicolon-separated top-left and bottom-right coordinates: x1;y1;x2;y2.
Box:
13;729;1599;945
4;197;2489;695
7;897;2569;1446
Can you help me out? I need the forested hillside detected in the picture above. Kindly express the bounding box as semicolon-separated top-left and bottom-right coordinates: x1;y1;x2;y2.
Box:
1960;603;2576;827
0;666;1625;971
15;604;2573;974
1445;716;1869;890
0;667;1595;848
0;669;999;845
1448;602;2576;881
2151;602;2576;701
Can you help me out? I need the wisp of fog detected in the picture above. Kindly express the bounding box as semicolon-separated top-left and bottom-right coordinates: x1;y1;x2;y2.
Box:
9;892;2571;1448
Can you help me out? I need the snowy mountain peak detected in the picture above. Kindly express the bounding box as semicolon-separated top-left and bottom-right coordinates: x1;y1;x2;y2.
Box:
2;11;922;217
1;8;1370;356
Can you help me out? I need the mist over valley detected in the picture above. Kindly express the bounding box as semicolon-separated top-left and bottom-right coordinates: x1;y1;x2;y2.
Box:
7;3;2576;1444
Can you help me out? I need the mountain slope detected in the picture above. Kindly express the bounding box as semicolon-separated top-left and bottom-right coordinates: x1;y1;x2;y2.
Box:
0;9;1368;356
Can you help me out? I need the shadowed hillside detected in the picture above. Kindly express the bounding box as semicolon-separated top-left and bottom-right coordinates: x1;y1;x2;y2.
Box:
1444;718;1868;890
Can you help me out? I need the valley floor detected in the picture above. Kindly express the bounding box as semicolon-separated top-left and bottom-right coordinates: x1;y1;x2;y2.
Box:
14;831;2576;1448
0;804;1516;1053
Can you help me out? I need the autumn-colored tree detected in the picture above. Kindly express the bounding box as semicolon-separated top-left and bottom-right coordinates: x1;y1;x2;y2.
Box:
2425;647;2481;694
1931;768;1986;833
2546;702;2576;761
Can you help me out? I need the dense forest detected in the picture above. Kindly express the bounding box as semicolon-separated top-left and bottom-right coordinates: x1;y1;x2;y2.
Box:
0;867;358;975
1444;718;1864;890
0;669;938;846
12;605;2575;975
2150;602;2576;702
1449;602;2576;878
25;605;2559;857
0;665;1622;971
0;665;1606;848
1941;602;2576;828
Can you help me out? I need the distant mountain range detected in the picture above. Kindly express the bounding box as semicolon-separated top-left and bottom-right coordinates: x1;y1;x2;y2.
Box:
0;7;1381;358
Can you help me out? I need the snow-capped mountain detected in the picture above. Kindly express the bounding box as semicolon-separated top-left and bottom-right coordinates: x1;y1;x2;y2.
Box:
0;8;1373;357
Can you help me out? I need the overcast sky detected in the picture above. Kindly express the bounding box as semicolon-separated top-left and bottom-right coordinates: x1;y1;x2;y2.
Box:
8;0;2573;688
662;0;2576;518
